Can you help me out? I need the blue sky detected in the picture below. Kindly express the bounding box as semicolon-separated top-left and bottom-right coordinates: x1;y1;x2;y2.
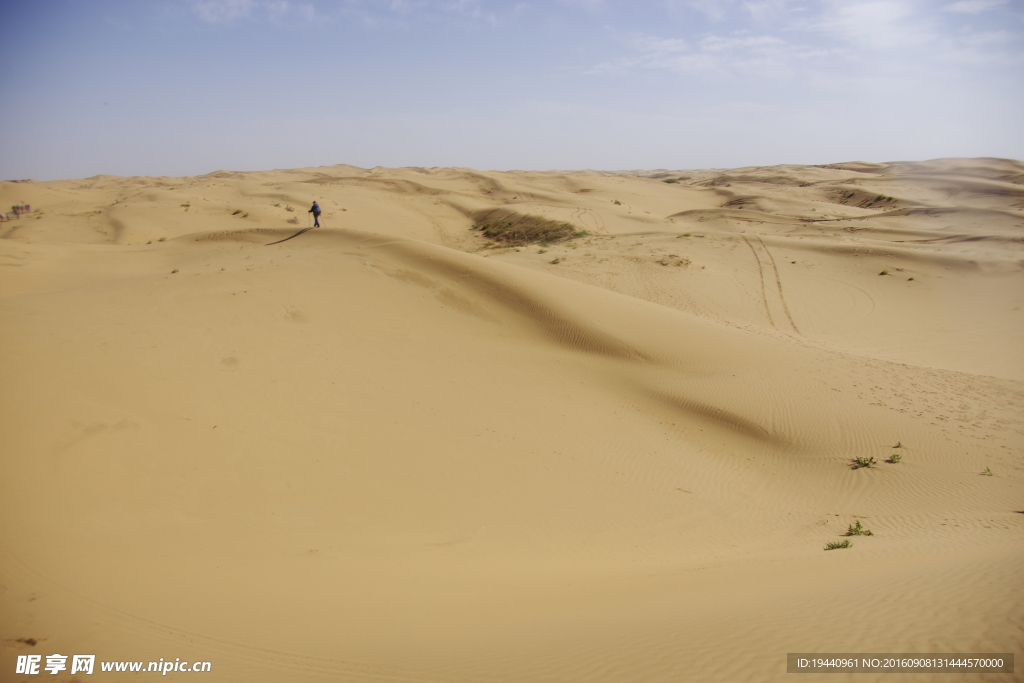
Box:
1;0;1022;179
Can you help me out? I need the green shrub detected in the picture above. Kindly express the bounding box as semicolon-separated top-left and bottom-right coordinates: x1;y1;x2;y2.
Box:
852;456;876;469
846;520;873;536
825;540;852;550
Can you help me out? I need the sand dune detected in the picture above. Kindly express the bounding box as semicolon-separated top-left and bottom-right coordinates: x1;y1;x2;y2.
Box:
2;159;1022;681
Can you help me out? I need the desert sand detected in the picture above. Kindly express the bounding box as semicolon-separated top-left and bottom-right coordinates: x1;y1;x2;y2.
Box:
1;158;1022;681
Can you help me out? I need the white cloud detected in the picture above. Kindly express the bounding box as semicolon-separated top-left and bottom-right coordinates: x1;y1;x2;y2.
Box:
595;29;826;78
190;0;314;23
934;28;1024;65
944;0;1008;13
810;0;935;50
192;0;255;23
333;0;500;25
742;0;798;23
660;0;739;21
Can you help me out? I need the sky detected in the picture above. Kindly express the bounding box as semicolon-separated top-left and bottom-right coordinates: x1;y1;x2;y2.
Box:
0;0;1022;180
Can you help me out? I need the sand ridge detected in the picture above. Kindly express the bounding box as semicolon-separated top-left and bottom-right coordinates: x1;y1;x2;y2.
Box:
1;158;1022;681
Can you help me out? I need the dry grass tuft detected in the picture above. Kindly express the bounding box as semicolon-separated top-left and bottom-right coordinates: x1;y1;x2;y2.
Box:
472;209;581;246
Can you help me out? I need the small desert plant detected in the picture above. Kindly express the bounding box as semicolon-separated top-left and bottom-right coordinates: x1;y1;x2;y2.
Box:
232;209;242;215
272;203;280;207
908;277;914;281
879;270;889;275
982;466;994;476
180;202;190;208
550;258;561;264
613;200;622;205
158;237;166;242
887;453;902;464
286;217;299;224
171;269;179;274
662;178;679;184
846;520;873;536
825;540;852;550
852;456;876;469
285;205;294;212
893;441;903;448
538;249;547;254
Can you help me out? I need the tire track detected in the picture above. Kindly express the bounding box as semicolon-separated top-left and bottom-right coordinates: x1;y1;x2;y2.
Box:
741;234;801;336
755;235;801;335
741;234;777;330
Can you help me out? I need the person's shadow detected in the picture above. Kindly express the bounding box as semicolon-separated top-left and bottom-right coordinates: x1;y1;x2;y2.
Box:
266;226;316;246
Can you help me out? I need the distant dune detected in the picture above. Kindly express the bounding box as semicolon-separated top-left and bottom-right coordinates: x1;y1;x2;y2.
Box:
2;159;1022;682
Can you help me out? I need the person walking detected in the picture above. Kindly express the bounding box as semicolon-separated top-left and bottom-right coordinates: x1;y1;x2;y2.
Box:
308;201;321;228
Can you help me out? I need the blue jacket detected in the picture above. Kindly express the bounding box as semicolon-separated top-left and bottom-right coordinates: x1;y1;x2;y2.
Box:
309;203;321;215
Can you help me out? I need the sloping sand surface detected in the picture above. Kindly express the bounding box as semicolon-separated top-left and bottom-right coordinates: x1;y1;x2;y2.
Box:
2;159;1022;681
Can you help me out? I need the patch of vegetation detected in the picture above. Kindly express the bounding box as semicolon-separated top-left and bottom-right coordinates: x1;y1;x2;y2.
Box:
158;237;166;242
662;178;679;184
286;217;299;224
181;202;190;208
232;209;242;215
171;269;179;274
982;466;994;476
887;453;902;464
613;200;622;205
851;456;876;469
825;540;852;550
893;441;903;448
285;205;294;212
879;270;889;276
472;210;581;246
846;520;873;536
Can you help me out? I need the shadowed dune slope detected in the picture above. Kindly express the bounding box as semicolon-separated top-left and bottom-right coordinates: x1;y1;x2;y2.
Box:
1;159;1022;682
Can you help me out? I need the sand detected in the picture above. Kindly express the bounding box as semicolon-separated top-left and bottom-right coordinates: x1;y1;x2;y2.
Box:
1;159;1022;682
